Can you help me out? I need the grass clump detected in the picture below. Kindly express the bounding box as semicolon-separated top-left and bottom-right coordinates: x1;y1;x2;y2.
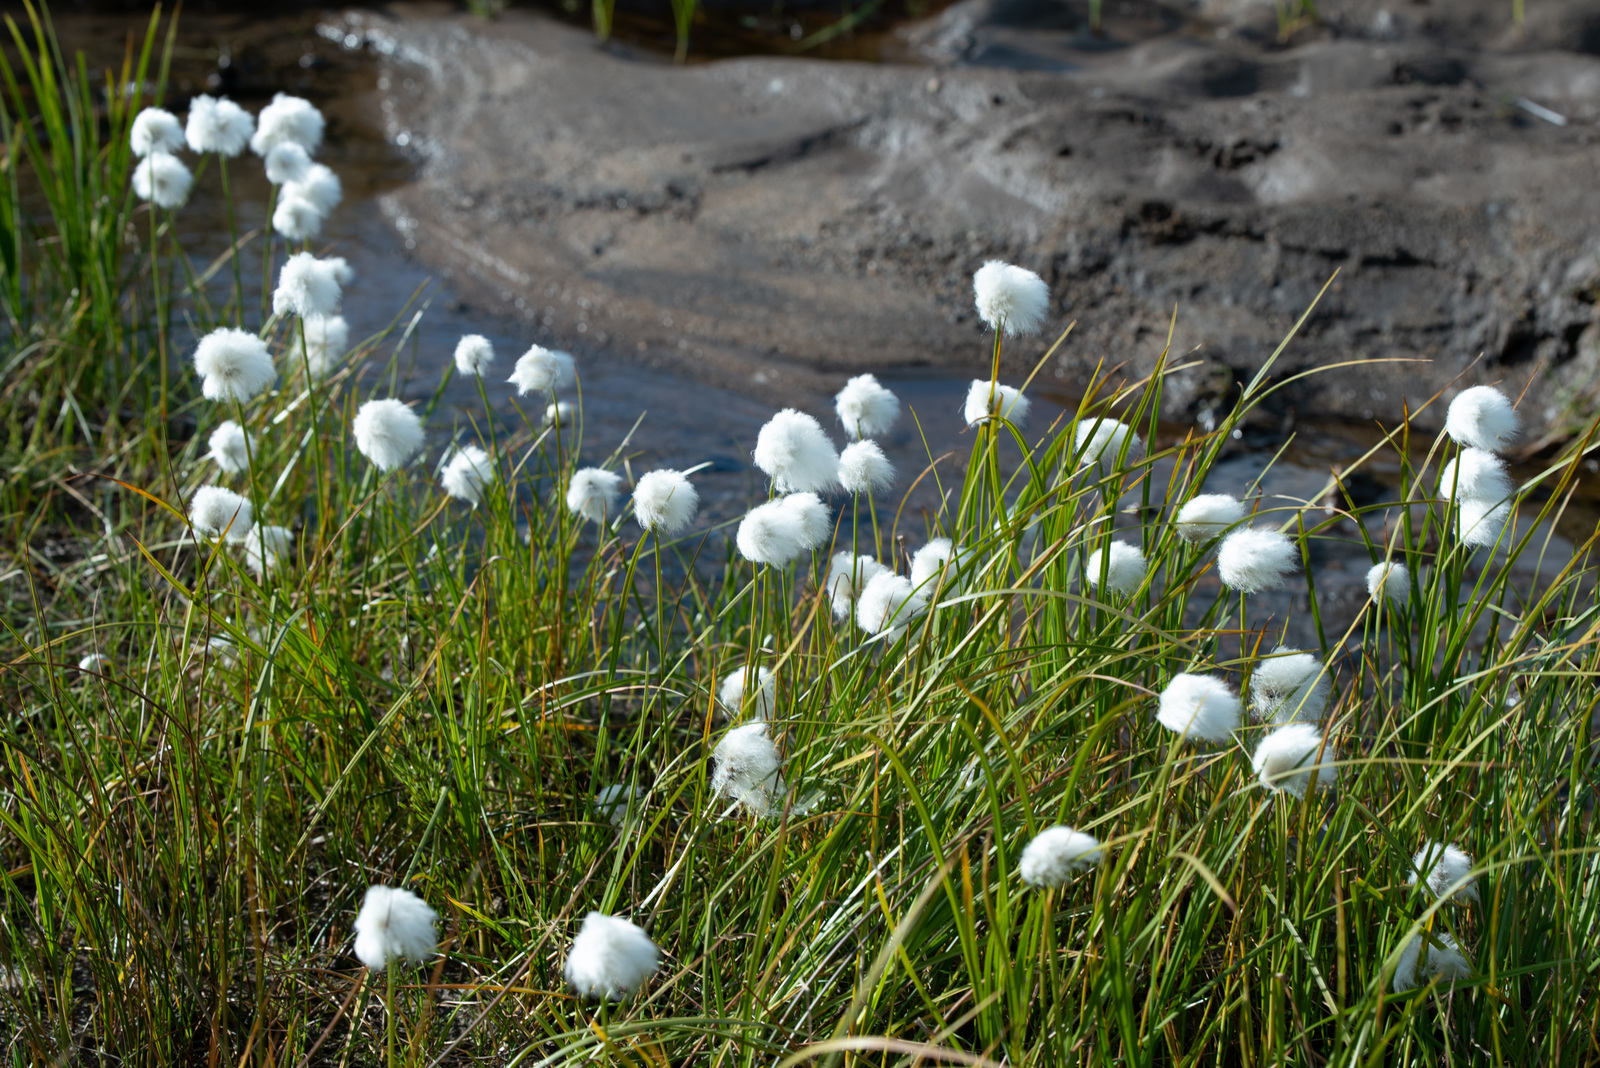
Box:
3;7;1600;1067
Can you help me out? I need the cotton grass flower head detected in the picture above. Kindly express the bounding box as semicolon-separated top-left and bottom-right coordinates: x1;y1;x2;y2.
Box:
273;252;343;319
439;445;493;505
909;538;955;591
1085;541;1146;597
130;108;184;156
454;334;494;376
1175;494;1245;544
1446;385;1520;453
1019;826;1103;887
1438;448;1513;504
250;93;324;157
1366;560;1410;606
1392;930;1471;992
190;485;253;542
352;885;437;972
972;260;1049;336
194;327;275;402
563;912;659;1000
1074;418;1145;469
185;94;253;156
566;468;623;525
963;380;1030;426
326;256;355;286
508;345;576;395
264;142;312;185
1156;673;1240;744
856;571;926;637
271;193;324;242
544;401;573;427
827;552;889;621
1409;841;1478;903
1458;497;1512;548
1252;723;1336;799
1217;528;1299;594
243;524;294;576
781;492;832;550
633;469;699;535
711;721;785;816
132;153;192;209
736;498;805;567
298;315;349;378
717;665;775;721
1249;647;1331;725
838;440;894;495
835;373;900;439
753;409;839;494
286;164;341;215
206;420;253;474
352;399;424;472
78;653;110;673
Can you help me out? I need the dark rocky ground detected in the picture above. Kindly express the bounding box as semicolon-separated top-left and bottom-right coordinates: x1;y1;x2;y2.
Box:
332;0;1600;444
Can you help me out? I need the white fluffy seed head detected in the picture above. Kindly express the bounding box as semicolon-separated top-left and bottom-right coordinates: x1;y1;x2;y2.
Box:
326;256;355;285
454;334;494;376
244;524;294;576
544;401;574;427
185;94;253;156
273;252;342;319
352;885;437;972
566;468;623;524
1251;723;1336;799
1409;841;1478;903
1366;560;1409;606
963;380;1030;426
736;498;805;567
264;141;312;184
563;912;660;1000
711;721;785;816
132;152;192;209
780;492;832;551
1438;448;1513;504
194;327;275;402
1458;497;1511;548
1156;673;1240;744
838;440;894;495
717;665;775;721
1019;826;1103;887
827;552;889;620
250;93;324;157
286;163;341;215
909;538;954;592
1392;931;1471;993
835;373;900;439
191;485;253;541
1446;385;1520;453
1074;418;1145;469
1175;494;1245;543
754;409;840;493
206;420;253;474
298;315;349;378
633;469;699;535
972;260;1049;336
78;653;110;673
440;445;493;505
1217;528;1300;594
1249;647;1331;725
1085;541;1146;597
856;571;926;636
352;398;424;472
271;193;324;241
508;345;576;395
130;108;184;156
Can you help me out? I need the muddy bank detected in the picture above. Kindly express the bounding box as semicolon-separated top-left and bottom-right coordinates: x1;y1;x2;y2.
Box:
333;0;1600;443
